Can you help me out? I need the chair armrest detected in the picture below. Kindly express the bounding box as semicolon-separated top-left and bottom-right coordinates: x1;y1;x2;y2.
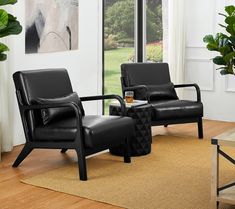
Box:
123;85;149;101
123;85;148;91
174;83;201;102
80;94;126;116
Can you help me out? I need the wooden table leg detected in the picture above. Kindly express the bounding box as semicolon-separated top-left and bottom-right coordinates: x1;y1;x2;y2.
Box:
211;144;219;209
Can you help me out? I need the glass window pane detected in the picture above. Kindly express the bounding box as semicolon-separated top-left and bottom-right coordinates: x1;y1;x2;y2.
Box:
104;0;135;114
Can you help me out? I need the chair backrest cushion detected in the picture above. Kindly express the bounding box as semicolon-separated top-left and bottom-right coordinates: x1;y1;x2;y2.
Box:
13;69;73;105
13;69;84;137
121;63;178;101
121;63;171;86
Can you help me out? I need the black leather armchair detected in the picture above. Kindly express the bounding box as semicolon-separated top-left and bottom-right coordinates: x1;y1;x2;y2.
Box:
12;69;133;180
121;63;203;139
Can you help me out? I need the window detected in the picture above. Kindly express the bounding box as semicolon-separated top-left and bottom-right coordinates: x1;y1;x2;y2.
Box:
103;0;164;114
103;0;135;114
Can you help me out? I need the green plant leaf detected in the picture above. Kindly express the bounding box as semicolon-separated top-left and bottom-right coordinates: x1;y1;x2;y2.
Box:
203;35;219;51
215;33;224;44
203;35;215;43
0;42;9;53
219;37;229;48
0;0;17;6
225;16;235;25
224;51;235;63
0;52;7;61
226;24;235;35
213;56;226;65
218;45;232;56
0;17;22;38
228;64;234;74
7;14;16;21
206;44;218;51
220;69;229;75
219;65;234;75
0;9;8;30
225;5;235;16
229;36;235;45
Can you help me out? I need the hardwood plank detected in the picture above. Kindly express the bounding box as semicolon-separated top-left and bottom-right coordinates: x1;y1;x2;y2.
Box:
0;119;234;209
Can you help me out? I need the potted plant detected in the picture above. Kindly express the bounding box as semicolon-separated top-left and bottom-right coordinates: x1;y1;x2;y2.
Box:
0;0;22;60
0;0;22;161
203;5;235;75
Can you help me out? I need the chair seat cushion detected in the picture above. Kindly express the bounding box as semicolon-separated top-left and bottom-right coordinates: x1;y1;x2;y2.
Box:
35;115;133;148
150;100;203;120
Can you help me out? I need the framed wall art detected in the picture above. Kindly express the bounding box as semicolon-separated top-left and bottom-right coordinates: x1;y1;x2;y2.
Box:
25;0;79;54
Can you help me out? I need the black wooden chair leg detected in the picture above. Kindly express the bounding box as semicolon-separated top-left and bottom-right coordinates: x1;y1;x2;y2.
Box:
164;125;168;127
12;144;33;167
75;148;87;181
198;118;203;139
61;148;68;153
124;138;131;163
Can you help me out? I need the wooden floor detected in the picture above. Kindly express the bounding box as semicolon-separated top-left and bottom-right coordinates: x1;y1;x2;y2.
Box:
0;120;235;209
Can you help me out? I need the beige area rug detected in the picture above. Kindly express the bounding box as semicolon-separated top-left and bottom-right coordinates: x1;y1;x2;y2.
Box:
22;135;235;209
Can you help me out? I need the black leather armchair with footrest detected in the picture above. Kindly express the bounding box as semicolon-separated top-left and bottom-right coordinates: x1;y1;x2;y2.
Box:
12;69;133;180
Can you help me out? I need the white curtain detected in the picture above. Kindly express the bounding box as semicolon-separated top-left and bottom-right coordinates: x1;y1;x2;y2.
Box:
163;0;186;95
0;38;14;153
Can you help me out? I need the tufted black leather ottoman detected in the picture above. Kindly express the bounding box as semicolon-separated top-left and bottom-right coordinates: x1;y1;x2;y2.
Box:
109;104;152;156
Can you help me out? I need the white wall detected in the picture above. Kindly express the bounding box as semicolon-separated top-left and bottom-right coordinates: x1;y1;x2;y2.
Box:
184;0;235;122
8;0;103;145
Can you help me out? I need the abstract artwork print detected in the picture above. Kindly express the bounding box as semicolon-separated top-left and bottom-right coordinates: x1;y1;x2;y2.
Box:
25;0;79;54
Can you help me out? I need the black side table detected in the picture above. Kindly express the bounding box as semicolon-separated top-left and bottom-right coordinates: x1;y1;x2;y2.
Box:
109;104;152;156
